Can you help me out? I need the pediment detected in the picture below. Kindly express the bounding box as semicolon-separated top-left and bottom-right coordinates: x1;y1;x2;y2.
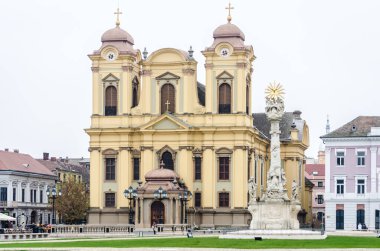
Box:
155;72;180;80
216;71;233;80
141;114;192;131
102;73;119;82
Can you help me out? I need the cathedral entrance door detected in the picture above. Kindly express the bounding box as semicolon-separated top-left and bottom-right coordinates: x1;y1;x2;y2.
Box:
151;201;165;226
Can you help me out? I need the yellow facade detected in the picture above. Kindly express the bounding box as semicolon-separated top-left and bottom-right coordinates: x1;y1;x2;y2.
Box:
86;12;310;227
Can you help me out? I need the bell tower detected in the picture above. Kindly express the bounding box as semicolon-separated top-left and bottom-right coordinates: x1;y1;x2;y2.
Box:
88;8;141;117
202;3;255;115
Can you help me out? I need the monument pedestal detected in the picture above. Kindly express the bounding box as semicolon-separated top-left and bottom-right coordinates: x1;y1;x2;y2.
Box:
249;200;300;230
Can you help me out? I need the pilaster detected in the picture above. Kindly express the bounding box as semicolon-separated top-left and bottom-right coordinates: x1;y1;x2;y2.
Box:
90;148;101;208
370;147;377;194
202;147;215;208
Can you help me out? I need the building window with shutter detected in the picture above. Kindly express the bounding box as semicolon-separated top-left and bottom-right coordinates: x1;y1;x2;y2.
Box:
219;192;229;207
219;157;230;180
105;193;115;207
105;86;117;116
218;83;231;114
105;158;116;180
133;158;140;180
194;192;201;208
132;77;139;108
194;157;202;180
161;83;175;114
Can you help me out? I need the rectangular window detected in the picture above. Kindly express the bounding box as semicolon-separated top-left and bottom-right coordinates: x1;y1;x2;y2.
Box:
40;190;43;203
0;187;7;201
317;194;324;204
194;192;201;208
219;157;230;180
376;210;380;230
33;190;37;203
105;193;115;207
219;192;229;207
13;188;16;201
30;190;33;203
357;179;365;194
105;158;116;180
133;158;140;181
318;181;323;187
337;179;345;194
22;189;25;202
357;151;365;166
194;157;202;180
337;151;345;166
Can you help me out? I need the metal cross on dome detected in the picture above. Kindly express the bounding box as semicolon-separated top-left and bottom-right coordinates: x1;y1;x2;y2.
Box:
114;7;122;26
225;2;234;23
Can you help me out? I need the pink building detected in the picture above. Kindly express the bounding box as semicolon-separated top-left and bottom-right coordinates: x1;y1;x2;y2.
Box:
305;164;325;227
321;116;380;231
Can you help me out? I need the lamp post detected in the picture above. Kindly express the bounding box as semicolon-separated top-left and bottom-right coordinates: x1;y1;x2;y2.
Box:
153;186;167;200
124;186;137;224
179;189;192;224
46;185;61;224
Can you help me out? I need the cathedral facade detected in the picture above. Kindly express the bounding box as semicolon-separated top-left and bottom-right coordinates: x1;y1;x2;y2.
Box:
86;8;310;228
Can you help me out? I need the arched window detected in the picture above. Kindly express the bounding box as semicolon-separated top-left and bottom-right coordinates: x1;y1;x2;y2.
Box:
246;85;250;115
132;77;139;108
105;86;117;116
162;151;174;170
219;83;231;114
161;84;175;114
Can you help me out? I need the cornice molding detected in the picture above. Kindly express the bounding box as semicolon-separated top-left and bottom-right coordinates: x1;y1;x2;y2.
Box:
122;66;134;72
91;67;99;73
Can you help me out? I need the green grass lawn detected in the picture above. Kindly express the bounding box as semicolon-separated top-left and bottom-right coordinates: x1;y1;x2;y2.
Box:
0;236;379;249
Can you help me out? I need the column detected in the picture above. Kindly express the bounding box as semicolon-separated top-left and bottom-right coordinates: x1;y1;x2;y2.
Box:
169;198;174;224
121;66;133;114
175;198;180;224
7;182;12;206
370;147;377;194
89;148;101;208
91;67;101;115
232;147;246;208
118;148;131;209
202;147;215;208
204;63;214;113
325;148;331;194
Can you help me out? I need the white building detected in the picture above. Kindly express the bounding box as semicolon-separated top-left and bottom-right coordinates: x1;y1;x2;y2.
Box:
0;149;56;225
321;116;380;231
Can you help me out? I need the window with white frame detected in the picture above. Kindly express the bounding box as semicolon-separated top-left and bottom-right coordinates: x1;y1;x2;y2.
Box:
357;151;365;166
336;179;345;194
317;194;324;204
336;151;345;166
356;179;365;194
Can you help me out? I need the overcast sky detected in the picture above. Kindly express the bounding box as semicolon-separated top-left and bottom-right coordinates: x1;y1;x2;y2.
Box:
0;0;379;159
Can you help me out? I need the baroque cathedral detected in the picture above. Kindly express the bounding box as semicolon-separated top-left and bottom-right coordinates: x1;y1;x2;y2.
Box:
86;5;311;228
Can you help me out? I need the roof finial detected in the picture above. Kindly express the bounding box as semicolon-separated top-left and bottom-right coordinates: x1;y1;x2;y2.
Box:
225;2;234;23
326;114;330;134
114;7;122;26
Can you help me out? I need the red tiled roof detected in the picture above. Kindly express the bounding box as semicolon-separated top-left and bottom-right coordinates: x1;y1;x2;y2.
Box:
305;164;325;176
0;151;55;176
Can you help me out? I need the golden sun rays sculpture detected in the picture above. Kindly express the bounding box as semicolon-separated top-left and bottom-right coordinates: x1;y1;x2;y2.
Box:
265;82;285;100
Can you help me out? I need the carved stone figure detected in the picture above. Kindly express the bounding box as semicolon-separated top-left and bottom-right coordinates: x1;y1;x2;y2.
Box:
248;177;256;204
291;180;299;201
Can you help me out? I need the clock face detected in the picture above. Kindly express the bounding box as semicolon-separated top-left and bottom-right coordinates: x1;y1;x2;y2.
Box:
220;48;230;57
106;51;116;61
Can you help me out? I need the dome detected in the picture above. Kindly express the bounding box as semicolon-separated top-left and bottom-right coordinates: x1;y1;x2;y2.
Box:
101;26;134;45
145;167;179;181
213;23;245;41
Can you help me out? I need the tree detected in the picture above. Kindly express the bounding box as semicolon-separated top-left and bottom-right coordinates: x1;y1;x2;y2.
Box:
55;177;89;224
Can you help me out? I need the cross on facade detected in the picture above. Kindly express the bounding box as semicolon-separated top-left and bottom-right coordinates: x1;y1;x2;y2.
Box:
114;7;122;26
165;100;171;112
225;2;234;23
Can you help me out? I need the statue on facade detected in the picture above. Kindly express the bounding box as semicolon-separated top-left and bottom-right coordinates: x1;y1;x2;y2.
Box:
248;177;257;204
291;180;299;201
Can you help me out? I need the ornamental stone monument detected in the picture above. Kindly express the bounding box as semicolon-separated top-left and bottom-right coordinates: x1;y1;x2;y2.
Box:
248;83;301;230
221;83;326;239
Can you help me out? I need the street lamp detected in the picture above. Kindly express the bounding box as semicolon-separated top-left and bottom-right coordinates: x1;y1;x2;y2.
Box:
47;185;61;224
153;186;167;200
124;186;137;224
179;189;192;224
